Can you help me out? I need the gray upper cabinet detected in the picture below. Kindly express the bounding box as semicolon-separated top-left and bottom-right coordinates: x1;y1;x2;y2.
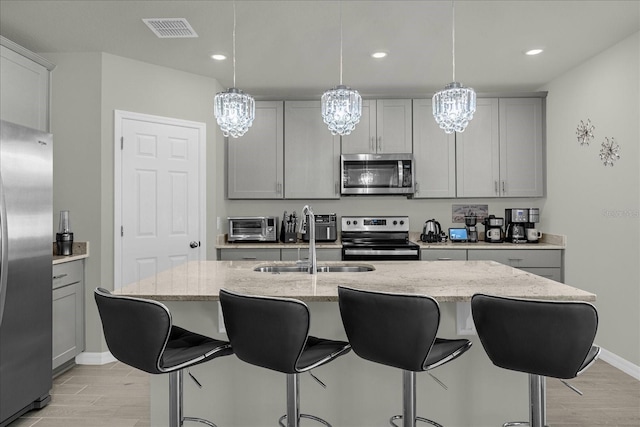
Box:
341;99;412;154
228;101;284;199
498;98;544;197
457;97;544;197
284;101;340;199
456;98;501;197
412;99;456;198
0;37;55;132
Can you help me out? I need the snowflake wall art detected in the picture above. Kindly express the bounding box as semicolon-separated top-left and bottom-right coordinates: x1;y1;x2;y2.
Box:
599;137;620;167
576;119;595;146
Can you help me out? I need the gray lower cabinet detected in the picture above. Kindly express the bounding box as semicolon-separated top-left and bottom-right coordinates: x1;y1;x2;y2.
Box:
421;249;467;261
52;260;85;371
467;249;563;282
218;248;281;261
281;248;342;262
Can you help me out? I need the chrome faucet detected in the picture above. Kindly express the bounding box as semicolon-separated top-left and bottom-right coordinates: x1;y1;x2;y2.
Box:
299;205;317;275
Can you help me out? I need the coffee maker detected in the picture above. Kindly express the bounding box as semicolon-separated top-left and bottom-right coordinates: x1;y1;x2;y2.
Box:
525;208;541;243
483;215;504;243
464;214;478;243
505;208;528;243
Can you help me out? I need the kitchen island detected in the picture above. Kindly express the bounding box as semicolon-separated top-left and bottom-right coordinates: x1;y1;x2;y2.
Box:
116;260;595;427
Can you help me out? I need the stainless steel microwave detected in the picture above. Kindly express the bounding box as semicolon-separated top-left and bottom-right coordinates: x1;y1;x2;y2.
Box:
228;216;278;242
341;153;415;195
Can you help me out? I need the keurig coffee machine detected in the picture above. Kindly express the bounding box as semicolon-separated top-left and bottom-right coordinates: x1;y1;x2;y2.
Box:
483;215;504;243
464;214;478;243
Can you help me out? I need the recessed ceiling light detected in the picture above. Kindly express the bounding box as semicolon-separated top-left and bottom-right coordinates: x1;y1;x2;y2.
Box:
525;49;544;56
371;51;388;59
211;54;227;61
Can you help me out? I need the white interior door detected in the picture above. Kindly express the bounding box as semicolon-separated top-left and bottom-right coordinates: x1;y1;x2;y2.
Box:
114;111;206;289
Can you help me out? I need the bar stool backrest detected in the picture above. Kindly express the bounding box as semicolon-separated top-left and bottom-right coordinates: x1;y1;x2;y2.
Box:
471;293;598;379
338;286;440;372
219;289;310;374
94;287;171;374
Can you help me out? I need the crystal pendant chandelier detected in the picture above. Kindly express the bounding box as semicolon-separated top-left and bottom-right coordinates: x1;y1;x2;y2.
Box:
214;1;255;138
432;1;476;134
321;2;362;136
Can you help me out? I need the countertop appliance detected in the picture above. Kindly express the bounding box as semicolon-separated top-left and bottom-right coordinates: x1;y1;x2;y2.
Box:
341;154;414;195
483;215;504;243
465;214;479;243
420;219;442;243
505;208;529;243
228;216;278;243
526;208;541;243
302;213;337;242
1;120;53;426
341;216;420;261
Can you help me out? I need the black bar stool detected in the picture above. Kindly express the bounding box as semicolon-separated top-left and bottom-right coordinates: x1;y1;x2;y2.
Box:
470;293;600;427
94;288;233;427
337;286;472;427
218;288;351;427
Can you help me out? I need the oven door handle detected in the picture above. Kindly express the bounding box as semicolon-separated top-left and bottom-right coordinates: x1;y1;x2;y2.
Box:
343;249;418;256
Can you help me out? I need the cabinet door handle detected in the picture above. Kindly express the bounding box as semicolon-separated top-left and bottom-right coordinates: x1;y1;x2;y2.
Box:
377;136;382;152
335;181;340;196
276;182;282;195
415;182;420;194
502;181;506;195
494;181;499;195
52;273;68;280
370;137;375;153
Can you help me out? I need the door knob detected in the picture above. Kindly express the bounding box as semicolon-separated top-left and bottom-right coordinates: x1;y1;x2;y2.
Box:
190;241;200;248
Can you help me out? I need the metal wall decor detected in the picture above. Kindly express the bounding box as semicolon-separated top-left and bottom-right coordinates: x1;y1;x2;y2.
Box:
576;119;595;146
599;137;620;167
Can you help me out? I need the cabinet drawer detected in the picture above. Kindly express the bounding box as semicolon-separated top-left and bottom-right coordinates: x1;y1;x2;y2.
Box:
520;267;563;283
421;249;467;261
468;249;562;268
218;248;281;261
52;261;83;289
281;248;342;262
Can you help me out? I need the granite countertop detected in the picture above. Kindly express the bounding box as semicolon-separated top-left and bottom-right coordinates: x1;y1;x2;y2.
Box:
116;260;594;303
52;241;89;265
216;233;566;250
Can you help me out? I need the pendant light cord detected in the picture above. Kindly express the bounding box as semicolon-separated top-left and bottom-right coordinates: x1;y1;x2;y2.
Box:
339;1;343;85
451;0;456;82
232;0;237;88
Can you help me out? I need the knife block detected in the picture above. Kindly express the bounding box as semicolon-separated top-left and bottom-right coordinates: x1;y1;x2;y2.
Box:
280;219;297;243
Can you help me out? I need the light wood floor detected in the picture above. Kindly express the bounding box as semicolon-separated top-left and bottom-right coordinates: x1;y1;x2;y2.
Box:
10;359;639;426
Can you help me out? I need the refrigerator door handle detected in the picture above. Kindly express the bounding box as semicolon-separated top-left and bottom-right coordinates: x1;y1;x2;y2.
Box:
0;172;7;327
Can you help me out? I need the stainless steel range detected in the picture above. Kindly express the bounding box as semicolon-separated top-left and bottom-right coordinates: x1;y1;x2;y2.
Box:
341;216;420;261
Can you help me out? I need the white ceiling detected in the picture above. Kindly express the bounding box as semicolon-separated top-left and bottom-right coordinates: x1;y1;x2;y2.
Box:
1;1;638;99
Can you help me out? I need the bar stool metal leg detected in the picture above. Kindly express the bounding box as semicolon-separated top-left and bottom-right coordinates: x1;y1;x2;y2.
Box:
278;373;331;427
389;371;443;427
503;374;548;427
169;370;216;427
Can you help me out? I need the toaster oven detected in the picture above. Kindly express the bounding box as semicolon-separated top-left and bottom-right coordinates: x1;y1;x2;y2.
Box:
228;217;278;242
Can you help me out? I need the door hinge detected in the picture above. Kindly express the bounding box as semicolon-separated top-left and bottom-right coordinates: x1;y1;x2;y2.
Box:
121;136;124;150
121;226;124;236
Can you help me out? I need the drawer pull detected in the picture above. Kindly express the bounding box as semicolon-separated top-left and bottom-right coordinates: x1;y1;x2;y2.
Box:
508;258;523;262
241;257;257;260
437;258;453;261
52;273;68;280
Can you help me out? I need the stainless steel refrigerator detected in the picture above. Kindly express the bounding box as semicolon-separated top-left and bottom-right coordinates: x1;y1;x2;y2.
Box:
0;119;53;426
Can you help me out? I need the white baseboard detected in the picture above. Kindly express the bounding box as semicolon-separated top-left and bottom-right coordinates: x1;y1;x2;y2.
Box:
75;351;116;365
598;347;640;380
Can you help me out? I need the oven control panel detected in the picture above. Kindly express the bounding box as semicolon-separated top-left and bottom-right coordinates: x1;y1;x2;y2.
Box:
341;216;410;232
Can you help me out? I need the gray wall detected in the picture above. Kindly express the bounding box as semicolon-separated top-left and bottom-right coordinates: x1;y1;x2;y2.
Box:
46;52;223;353
540;32;640;365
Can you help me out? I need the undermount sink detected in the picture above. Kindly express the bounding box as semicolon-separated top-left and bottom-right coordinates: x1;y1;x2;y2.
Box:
254;264;375;273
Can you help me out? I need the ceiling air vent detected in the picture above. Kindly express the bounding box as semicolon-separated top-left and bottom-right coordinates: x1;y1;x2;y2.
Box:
143;18;198;38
